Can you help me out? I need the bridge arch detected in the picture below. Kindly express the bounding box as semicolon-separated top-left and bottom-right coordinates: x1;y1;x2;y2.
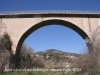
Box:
15;19;89;56
15;19;89;67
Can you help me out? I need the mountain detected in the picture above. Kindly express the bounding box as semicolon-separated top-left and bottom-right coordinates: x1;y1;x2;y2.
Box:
36;49;81;68
35;49;81;68
36;49;81;58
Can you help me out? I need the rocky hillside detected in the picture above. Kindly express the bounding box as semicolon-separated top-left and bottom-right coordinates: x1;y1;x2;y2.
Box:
35;49;81;68
36;49;81;59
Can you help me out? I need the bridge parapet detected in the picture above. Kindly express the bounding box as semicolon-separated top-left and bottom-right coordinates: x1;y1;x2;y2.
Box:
0;10;100;15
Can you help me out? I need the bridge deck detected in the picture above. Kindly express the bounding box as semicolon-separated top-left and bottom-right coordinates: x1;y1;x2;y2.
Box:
0;10;100;18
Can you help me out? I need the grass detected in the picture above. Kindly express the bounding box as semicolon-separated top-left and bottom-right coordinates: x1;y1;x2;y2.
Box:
0;71;74;75
0;67;100;75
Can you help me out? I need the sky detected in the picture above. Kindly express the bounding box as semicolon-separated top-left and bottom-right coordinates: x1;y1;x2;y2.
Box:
24;25;87;53
0;0;100;11
0;0;100;53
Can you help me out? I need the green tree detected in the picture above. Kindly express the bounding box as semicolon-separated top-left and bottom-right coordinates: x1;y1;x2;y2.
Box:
0;32;12;53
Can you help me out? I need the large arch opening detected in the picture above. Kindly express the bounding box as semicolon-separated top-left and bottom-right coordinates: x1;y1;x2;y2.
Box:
24;25;87;54
15;19;89;68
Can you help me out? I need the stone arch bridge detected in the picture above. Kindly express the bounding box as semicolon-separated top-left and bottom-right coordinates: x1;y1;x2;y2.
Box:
0;10;100;56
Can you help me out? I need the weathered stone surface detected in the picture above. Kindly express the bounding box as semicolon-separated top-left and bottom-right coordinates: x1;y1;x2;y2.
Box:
0;15;99;54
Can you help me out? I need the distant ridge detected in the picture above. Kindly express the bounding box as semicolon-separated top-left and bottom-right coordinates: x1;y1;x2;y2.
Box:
36;49;81;56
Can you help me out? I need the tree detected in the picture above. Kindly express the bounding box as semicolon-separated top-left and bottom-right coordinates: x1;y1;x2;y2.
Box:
0;32;12;53
0;50;10;72
72;27;100;74
20;44;45;69
0;33;11;72
0;33;13;72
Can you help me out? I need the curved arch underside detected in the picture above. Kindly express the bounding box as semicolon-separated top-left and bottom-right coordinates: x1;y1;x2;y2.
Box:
15;19;89;57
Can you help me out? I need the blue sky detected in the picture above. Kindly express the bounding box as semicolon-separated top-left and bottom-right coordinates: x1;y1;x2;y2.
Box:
24;25;86;53
0;0;100;11
0;0;100;53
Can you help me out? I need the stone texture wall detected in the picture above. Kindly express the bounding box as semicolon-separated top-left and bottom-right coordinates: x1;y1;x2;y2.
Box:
0;17;99;54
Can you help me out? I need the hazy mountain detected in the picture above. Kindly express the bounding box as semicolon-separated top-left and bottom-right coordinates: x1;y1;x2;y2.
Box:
36;49;81;57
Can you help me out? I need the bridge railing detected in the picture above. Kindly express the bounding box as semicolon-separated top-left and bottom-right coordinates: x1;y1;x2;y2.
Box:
0;10;100;15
